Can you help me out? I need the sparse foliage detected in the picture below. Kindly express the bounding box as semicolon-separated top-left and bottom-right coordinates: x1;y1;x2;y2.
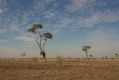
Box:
89;54;93;58
82;45;91;59
27;23;52;63
115;53;119;59
21;53;26;58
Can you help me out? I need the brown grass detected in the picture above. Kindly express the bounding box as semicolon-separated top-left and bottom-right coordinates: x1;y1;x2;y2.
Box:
0;58;119;80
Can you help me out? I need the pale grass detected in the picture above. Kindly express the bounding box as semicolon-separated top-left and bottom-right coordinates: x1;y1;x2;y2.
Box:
0;58;119;80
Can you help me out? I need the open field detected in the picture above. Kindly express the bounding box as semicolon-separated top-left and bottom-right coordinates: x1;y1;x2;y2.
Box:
0;58;119;80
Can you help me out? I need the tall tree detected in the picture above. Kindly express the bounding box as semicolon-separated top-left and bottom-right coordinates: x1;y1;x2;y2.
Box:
82;45;91;59
28;23;52;62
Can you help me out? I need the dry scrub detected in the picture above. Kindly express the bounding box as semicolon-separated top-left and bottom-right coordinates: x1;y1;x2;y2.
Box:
0;58;119;80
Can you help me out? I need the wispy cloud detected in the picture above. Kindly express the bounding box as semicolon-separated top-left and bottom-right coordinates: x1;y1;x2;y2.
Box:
0;20;22;34
15;33;35;42
0;9;3;13
9;21;21;31
66;0;96;12
89;27;119;44
79;10;119;28
44;10;58;20
49;9;119;34
33;0;56;11
0;28;7;33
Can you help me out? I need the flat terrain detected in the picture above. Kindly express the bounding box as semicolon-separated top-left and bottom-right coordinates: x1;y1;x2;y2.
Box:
0;58;119;80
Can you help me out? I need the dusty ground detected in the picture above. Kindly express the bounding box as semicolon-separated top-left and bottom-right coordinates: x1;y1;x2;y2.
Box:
0;58;119;80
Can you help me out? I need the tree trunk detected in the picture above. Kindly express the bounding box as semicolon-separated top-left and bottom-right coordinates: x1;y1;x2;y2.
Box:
43;52;47;64
40;50;47;64
85;51;89;59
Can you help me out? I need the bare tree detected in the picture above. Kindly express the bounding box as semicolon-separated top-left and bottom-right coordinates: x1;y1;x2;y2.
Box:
27;23;52;63
82;45;91;59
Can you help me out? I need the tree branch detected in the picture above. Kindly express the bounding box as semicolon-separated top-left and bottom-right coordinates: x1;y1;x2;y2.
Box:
36;36;42;50
36;29;42;38
42;38;47;51
36;29;44;51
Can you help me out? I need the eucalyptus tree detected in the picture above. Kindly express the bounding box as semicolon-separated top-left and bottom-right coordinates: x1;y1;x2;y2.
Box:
105;56;108;59
21;53;26;59
21;53;26;67
89;54;93;59
115;53;119;59
82;45;91;59
27;23;52;62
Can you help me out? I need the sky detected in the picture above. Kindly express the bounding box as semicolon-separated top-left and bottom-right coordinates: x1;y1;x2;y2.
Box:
0;0;119;58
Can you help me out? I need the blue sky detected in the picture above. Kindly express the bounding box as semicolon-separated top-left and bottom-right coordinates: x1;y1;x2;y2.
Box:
0;0;119;58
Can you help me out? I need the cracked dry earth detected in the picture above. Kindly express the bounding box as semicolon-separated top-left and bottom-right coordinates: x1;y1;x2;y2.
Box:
0;59;119;80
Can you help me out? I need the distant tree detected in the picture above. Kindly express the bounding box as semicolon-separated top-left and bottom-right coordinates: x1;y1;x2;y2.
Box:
82;45;91;59
21;53;26;68
28;23;52;63
89;54;93;58
101;57;104;59
105;56;108;59
115;53;119;59
21;53;26;59
68;57;71;59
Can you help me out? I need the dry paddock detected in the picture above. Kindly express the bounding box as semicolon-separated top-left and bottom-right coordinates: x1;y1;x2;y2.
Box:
0;58;119;80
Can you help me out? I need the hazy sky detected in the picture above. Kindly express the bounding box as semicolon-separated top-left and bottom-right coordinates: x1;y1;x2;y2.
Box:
0;0;119;58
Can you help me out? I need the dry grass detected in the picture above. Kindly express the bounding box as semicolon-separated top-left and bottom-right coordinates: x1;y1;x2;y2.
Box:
0;58;119;80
